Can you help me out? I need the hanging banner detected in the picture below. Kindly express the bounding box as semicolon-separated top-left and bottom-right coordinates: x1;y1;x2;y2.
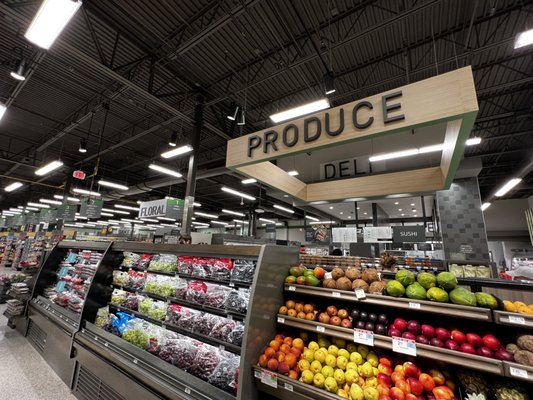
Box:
332;227;358;243
80;199;103;219
26;213;40;225
138;198;185;220
56;205;76;222
12;214;25;226
39;208;57;223
306;224;331;244
392;226;426;243
0;217;5;228
166;198;185;220
363;226;392;243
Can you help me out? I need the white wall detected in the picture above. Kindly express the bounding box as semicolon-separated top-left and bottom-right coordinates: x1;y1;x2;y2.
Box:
484;198;529;231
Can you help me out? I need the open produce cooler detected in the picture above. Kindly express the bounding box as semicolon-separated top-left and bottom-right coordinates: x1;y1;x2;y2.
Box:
71;242;297;400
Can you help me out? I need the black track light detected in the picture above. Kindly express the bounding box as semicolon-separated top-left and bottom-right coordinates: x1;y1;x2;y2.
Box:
324;72;335;95
169;131;177;147
227;105;239;121
79;139;87;153
237;109;245;125
10;59;28;81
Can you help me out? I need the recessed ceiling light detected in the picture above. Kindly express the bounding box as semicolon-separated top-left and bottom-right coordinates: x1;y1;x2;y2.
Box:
398;208;402;211
411;203;415;206
401;213;405;216
347;216;352;219
242;178;257;184
394;201;399;205
329;206;334;210
339;212;343;215
364;212;367;215
288;170;299;176
357;207;360;210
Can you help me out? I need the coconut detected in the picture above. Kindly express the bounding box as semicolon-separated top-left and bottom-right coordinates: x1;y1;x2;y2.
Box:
336;277;352;291
362;268;379;284
323;278;337;289
369;280;387;294
352;279;369;292
345;266;361;281
331;267;345;280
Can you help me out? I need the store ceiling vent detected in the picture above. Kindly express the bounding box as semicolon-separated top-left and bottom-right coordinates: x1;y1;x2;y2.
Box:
74;366;125;400
27;319;46;353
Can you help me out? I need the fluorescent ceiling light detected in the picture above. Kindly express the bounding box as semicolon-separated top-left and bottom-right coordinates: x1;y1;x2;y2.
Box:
494;178;522;197
75;216;88;220
221;186;256;201
222;209;245;217
35;160;63;176
259;218;276;224
160;223;176;227
140;218;158;223
101;212;114;217
40;198;62;205
211;220;228;226
369;144;444;162
242;178;257;184
195;211;218;219
287;170;299;176
98;179;129;190
149;164;183;178
161;144;193;159
192;221;209;227
27;202;50;208
306;215;319;222
157;217;176;221
54;195;80;202
515;28;533;49
114;204;139;211
273;204;295;214
466;137;482;146
193;202;201;207
314;220;338;225
73;188;101;196
270;99;330;123
5;182;23;192
8;208;22;214
233;219;249;224
481;202;491;211
25;207;39;211
24;0;82;49
121;218;143;224
0;103;7;121
102;208;128;215
261;222;284;226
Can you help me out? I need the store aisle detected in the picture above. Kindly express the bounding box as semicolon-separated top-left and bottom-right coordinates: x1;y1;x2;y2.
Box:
0;303;76;399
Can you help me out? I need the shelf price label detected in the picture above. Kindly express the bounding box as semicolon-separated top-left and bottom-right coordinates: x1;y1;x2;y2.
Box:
409;302;421;310
316;325;326;333
392;337;417;356
508;315;526;325
354;329;374;346
332;291;341;298
355;289;366;299
284;383;294;392
288;285;296;291
184;387;191;394
509;366;528;379
277;317;285;324
261;370;278;388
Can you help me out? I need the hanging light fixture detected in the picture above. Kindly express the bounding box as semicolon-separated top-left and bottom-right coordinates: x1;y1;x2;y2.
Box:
237;109;246;125
324;72;335;95
0;103;6;122
78;139;87;153
168;131;177;147
227;105;239;121
10;59;28;81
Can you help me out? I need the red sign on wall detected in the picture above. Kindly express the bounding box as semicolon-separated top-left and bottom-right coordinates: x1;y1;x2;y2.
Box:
73;170;86;180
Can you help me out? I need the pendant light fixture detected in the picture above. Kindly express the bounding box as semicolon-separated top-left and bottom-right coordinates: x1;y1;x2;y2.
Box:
324;72;335;95
227;105;239;121
10;59;28;81
169;131;177;147
78;139;87;153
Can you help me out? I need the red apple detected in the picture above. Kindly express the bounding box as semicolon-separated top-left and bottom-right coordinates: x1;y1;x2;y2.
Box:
429;338;444;348
418;373;435;392
444;340;460;351
296;276;306;285
378;385;391;396
494;348;514;361
391;371;405;384
318;312;330;324
403;362;420;378
405;395;418;400
460;343;476;354
435;328;450;341
313;267;325;280
466;333;483;348
378;373;393;388
378;364;393;376
379;396;393;400
330;316;341;326
429;370;445;386
338;308;349;319
341;318;353;328
395;379;411;395
421;324;436;338
389;388;405;400
379;355;393;367
450;330;466;345
326;305;338;316
416;335;430;345
393;318;407;332
477;346;494;358
407;320;421;335
482;334;501;350
407;378;424;395
402;332;416;341
432;386;454;400
389;328;402;337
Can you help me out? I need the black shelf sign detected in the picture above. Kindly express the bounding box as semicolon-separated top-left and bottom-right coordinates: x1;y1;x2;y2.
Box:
392;226;426;243
80;199;103;219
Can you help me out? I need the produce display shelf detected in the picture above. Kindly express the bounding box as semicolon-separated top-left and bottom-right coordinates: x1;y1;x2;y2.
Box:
253;366;342;400
108;303;241;355
277;315;504;375
112;283;247;321
502;361;533;383
493;311;533;329
284;284;493;322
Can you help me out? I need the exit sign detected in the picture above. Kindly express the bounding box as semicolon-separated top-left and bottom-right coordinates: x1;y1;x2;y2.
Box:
73;170;86;180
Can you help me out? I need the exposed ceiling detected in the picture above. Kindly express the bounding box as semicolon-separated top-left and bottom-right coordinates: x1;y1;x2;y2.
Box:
0;0;532;225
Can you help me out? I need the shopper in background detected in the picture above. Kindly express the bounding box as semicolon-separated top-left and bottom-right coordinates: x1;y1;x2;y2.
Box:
178;234;192;244
330;248;343;256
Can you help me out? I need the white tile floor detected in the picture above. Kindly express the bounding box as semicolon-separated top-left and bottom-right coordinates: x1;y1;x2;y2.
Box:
0;267;76;400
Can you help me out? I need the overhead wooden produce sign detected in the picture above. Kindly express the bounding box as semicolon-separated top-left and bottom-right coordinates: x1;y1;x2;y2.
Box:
226;67;478;201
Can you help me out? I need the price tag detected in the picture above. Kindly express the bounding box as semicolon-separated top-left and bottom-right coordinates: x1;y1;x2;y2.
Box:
392;337;417;356
510;366;528;379
184;387;191;394
104;342;109;347
284;383;293;392
288;285;296;291
94;336;98;341
229;282;235;287
261;370;278;388
355;289;366;299
227;315;233;320
161;324;166;330
254;370;262;378
219;345;225;351
409;302;421;310
354;329;374;346
325;272;333;279
277;317;285;324
332;291;341;298
316;325;326;333
508;315;526;325
133;358;138;364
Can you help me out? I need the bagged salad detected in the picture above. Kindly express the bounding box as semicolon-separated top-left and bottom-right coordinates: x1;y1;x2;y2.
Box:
148;253;177;273
144;274;183;298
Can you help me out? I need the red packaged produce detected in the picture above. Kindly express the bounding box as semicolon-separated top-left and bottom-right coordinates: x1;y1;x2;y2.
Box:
185;281;208;304
190;345;221;380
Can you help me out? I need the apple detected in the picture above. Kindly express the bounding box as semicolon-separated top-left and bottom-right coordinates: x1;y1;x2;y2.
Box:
477;347;494;358
450;330;466;345
318;312;330;324
330;316;342;326
313;267;326;280
389;387;405;400
338;309;349;319
379;396;393;400
378;373;393;387
494;348;514;361
482;334;501;350
403;362;420;378
460;343;476;354
407;320;421;335
391;371;405;384
395;379;411;394
296;276;306;285
444;340;460;351
407;378;424;395
466;333;483;348
379;356;393;367
418;373;435;392
435;328;450;341
432;386;454;400
389;328;402;337
421;325;435;338
402;332;416;340
429;370;445;386
393;318;407;332
378;364;393;376
327;305;338;316
416;335;430;345
341;318;353;328
429;338;444;348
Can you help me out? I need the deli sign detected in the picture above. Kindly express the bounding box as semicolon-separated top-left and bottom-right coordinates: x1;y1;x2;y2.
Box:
139;199;167;218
